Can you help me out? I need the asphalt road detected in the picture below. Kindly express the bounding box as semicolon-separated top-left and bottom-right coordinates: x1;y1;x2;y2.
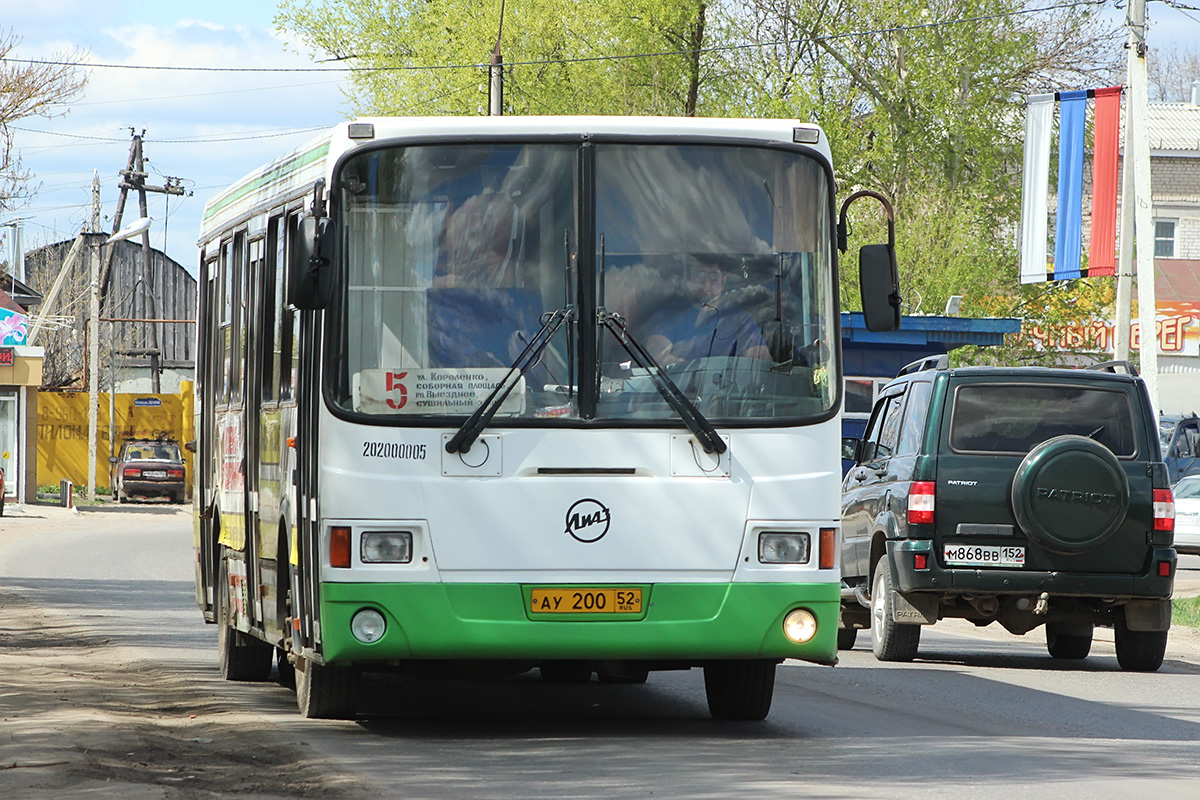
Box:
3;503;1200;799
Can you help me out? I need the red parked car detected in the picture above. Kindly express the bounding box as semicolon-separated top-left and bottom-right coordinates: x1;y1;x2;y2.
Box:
111;439;186;503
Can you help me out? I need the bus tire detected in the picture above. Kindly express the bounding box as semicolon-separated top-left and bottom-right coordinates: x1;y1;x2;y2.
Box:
836;625;858;651
276;648;296;690
217;558;273;682
703;659;775;721
296;655;357;719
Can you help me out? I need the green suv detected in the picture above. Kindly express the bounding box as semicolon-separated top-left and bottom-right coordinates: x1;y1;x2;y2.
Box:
839;357;1177;671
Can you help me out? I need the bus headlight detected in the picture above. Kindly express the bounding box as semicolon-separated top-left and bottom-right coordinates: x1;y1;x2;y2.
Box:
351;609;387;643
360;531;413;563
758;532;810;564
783;608;818;643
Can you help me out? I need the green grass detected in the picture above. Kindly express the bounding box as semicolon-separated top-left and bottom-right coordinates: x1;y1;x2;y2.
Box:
1174;596;1200;628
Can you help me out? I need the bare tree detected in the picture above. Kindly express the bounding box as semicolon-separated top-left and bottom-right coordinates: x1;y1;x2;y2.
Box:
1146;43;1200;103
0;28;88;221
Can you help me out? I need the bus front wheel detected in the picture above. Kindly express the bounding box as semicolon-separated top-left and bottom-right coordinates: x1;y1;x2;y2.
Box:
296;656;358;719
703;659;776;721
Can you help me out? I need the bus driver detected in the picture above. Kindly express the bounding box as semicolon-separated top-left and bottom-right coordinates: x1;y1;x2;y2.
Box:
643;255;771;366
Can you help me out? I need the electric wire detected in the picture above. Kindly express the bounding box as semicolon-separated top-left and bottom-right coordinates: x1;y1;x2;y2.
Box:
0;0;1112;76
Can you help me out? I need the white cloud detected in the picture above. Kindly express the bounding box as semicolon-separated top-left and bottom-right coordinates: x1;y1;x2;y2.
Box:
4;6;347;263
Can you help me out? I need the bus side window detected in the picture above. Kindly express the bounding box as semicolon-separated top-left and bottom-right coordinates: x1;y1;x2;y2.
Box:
264;215;285;403
280;213;301;401
220;240;233;405
230;231;246;404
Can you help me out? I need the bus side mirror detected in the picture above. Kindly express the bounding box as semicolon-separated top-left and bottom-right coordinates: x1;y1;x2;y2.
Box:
859;244;901;333
288;216;333;310
838;190;902;333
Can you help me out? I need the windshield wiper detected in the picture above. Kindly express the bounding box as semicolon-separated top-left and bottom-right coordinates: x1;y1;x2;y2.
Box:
598;310;727;455
445;305;575;454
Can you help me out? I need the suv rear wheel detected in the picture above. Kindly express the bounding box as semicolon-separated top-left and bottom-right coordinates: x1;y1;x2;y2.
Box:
1114;620;1167;672
871;555;921;662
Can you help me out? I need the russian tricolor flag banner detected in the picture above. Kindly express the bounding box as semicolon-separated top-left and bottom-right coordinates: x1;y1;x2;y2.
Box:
1020;86;1123;284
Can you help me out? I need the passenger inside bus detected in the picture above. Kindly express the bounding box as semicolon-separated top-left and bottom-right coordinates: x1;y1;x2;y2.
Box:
641;254;771;366
426;187;550;385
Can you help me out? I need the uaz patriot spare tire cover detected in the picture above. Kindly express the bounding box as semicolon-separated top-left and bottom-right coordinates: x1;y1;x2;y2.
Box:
1010;435;1130;554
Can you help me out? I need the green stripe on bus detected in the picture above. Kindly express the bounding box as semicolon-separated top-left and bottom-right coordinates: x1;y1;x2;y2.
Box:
316;581;839;665
202;140;331;223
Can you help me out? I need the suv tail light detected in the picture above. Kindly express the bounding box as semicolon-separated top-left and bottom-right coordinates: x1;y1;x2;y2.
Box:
1154;488;1175;532
908;481;936;525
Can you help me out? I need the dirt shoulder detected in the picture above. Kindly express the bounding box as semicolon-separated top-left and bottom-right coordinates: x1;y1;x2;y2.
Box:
0;503;370;799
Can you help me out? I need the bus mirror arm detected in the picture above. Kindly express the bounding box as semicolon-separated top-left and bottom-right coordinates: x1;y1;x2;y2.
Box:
838;190;901;333
599;312;727;456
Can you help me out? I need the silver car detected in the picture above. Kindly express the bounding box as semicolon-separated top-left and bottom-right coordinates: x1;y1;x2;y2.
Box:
1173;475;1200;555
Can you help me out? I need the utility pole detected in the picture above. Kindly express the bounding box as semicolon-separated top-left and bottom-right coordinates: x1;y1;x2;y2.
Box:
102;130;185;394
87;219;101;501
1122;0;1160;417
489;0;506;116
91;171;102;233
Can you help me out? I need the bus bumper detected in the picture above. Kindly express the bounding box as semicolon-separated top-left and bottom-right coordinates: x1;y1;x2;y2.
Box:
317;581;839;666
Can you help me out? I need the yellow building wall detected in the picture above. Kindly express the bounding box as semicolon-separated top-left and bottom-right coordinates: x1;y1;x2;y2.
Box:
37;387;194;492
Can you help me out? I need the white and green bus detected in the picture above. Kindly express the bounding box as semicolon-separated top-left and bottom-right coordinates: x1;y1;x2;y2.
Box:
193;116;900;720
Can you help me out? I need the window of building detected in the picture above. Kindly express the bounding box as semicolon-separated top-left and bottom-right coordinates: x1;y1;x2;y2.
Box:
1155;219;1176;258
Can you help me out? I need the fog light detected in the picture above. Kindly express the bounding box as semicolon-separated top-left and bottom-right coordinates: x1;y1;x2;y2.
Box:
759;532;811;564
350;608;386;643
783;608;818;643
361;531;413;563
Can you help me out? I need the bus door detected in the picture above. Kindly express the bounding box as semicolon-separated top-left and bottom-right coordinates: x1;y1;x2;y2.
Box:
290;307;323;656
195;253;220;619
243;237;268;631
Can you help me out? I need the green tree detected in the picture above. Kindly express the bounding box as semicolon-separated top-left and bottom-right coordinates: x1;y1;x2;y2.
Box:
277;0;735;116
728;0;1120;324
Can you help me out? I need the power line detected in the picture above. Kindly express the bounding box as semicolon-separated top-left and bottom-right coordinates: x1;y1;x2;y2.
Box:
70;78;345;107
0;0;1112;76
10;124;331;144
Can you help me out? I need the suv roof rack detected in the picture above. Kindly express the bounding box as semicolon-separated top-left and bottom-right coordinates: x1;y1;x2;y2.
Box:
1086;360;1139;376
896;354;949;377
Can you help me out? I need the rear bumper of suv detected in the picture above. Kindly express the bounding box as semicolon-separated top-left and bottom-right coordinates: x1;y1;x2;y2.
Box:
887;539;1176;599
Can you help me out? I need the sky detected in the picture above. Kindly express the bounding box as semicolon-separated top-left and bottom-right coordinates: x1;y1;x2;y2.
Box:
1;0;348;270
3;1;1200;275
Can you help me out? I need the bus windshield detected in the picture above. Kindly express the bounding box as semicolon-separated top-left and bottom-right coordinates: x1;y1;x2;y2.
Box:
329;140;836;424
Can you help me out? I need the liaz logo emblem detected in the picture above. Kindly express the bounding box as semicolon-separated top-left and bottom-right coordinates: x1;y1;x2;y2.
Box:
565;498;611;543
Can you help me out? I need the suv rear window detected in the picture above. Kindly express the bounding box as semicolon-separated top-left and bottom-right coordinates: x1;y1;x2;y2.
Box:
949;384;1137;456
